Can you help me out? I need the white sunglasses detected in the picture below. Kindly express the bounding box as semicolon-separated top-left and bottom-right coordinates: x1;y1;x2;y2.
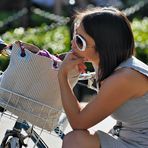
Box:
73;34;94;51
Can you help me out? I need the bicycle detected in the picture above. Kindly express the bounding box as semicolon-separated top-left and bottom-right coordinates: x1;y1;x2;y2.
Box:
0;72;97;148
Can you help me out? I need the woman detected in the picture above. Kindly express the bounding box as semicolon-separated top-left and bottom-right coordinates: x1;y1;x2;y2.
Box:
58;7;148;148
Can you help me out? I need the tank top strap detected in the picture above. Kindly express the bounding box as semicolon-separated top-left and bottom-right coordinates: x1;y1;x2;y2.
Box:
117;56;148;77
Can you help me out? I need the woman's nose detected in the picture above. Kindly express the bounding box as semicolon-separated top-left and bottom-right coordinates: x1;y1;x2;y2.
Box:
71;39;75;49
71;39;73;45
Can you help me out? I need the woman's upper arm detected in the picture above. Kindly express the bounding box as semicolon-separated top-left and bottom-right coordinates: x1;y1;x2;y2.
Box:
73;69;137;129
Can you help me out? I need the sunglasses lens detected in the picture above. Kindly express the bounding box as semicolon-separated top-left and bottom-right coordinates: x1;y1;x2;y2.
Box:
76;35;84;50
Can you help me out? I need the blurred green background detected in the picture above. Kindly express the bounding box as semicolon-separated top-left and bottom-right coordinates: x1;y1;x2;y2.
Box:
0;0;148;71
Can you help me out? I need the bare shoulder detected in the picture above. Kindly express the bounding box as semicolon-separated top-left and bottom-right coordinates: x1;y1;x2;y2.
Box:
101;67;148;99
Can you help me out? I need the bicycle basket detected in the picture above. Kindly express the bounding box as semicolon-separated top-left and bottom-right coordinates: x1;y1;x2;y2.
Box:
0;42;79;131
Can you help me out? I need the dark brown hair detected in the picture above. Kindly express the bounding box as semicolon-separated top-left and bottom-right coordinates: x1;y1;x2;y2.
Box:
75;7;135;85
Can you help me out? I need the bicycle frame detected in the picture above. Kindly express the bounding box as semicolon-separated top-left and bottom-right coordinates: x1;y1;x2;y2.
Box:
0;110;67;148
2;120;48;147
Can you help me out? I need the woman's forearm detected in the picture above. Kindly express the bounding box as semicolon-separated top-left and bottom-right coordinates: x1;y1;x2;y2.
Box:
58;72;81;128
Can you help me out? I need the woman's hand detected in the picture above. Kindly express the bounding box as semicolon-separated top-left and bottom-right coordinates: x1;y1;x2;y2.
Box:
58;52;87;78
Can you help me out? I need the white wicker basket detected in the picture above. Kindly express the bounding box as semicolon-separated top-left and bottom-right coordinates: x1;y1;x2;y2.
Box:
0;43;79;131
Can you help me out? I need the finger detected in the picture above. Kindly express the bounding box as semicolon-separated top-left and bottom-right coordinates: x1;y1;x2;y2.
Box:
71;52;84;59
78;63;87;73
78;66;86;73
64;52;82;62
78;63;87;69
73;58;85;66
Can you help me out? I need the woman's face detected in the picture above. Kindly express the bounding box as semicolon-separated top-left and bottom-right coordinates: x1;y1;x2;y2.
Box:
71;22;99;65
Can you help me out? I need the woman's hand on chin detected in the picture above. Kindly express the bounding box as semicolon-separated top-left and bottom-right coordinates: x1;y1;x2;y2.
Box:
58;52;86;78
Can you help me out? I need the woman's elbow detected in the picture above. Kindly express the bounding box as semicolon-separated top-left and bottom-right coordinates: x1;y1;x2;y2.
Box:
70;119;88;130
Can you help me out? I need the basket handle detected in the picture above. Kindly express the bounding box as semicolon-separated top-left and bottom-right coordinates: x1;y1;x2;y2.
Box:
18;41;26;57
17;41;60;69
